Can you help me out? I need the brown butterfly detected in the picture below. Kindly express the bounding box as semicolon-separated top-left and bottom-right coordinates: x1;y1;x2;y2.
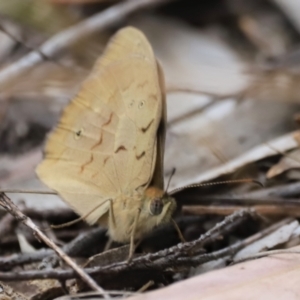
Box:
36;26;177;258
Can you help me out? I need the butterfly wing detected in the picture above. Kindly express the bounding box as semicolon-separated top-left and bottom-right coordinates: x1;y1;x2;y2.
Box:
36;27;164;224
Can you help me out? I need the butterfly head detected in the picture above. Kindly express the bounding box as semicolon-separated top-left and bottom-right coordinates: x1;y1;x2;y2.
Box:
144;187;176;220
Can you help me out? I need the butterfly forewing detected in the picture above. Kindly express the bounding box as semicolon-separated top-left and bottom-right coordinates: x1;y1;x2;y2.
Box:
36;27;164;225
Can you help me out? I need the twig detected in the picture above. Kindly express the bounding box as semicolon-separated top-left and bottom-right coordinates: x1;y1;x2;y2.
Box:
0;210;265;281
0;249;53;270
83;208;252;267
0;0;172;89
0;210;248;270
168;218;295;267
183;205;300;217
42;221;65;246
185;196;300;206
242;181;300;199
0;193;109;298
175;226;272;267
189;208;254;250
182;180;300;206
0;209;253;280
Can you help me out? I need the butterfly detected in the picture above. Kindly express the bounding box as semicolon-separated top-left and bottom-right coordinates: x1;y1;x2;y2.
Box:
36;26;177;258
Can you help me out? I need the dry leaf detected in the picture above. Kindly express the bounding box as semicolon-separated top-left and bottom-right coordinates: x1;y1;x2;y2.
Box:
267;148;300;178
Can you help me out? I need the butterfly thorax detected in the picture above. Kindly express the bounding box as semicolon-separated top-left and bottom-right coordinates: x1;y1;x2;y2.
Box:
108;187;176;243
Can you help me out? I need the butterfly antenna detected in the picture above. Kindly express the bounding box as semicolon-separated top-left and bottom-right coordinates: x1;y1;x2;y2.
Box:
164;168;176;195
169;178;263;196
0;189;57;195
51;199;111;229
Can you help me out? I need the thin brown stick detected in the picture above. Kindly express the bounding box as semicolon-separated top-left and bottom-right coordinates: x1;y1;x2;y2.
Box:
185;196;300;206
0;193;109;298
0;249;54;270
183;205;300;217
242;181;300;199
0;0;172;89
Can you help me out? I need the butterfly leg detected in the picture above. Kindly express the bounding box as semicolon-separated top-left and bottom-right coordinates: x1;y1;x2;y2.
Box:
104;237;113;252
109;199;116;229
171;218;186;243
156;202;186;243
128;208;141;261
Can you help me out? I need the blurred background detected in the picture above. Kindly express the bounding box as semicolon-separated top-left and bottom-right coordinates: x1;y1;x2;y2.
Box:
2;1;300;297
0;0;300;241
1;0;300;201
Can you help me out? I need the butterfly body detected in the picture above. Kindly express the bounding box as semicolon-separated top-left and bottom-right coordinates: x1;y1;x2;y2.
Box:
108;187;176;243
36;26;174;251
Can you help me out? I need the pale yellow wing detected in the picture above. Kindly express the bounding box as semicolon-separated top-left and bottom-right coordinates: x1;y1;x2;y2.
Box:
36;27;164;224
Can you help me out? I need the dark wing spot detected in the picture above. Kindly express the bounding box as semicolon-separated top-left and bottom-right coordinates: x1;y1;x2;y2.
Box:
141;119;154;133
136;151;145;160
103;113;113;126
74;128;84;140
91;132;103;150
115;145;127;153
80;154;94;174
